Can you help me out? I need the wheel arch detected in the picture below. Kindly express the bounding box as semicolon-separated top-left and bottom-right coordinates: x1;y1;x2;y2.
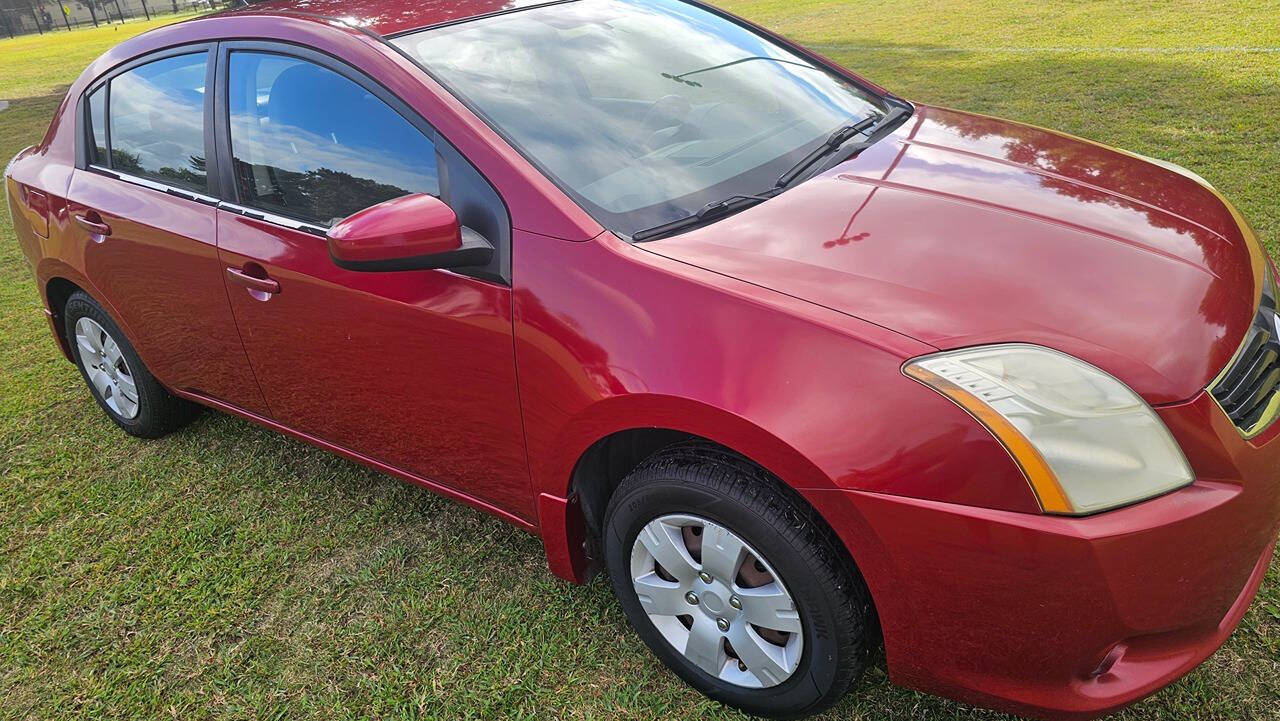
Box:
547;423;887;661
536;393;854;585
39;262;160;381
541;393;840;499
44;275;83;362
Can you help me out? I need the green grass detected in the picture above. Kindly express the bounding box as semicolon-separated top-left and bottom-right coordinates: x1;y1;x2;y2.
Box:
0;12;203;100
1;3;1278;719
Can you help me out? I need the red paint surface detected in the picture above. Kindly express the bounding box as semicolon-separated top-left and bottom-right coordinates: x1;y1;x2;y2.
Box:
650;106;1256;405
65;170;271;414
5;4;1277;720
217;209;534;520
327;193;462;264
805;391;1280;720
219;0;550;36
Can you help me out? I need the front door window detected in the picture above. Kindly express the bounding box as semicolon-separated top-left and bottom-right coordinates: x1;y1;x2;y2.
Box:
226;51;440;227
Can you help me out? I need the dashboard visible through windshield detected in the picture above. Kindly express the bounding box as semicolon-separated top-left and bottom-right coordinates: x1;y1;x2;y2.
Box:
394;0;895;238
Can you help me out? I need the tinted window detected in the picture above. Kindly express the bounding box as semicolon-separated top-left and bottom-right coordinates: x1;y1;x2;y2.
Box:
395;0;888;237
87;87;107;164
227;52;440;227
108;52;208;192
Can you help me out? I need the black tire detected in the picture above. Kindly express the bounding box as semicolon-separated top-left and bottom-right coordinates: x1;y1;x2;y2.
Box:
603;442;874;719
64;290;199;438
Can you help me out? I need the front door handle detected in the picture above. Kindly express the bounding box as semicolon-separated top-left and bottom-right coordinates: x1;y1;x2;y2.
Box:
73;213;112;237
226;266;281;297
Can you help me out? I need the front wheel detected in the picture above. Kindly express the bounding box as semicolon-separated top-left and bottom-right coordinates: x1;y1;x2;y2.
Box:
603;443;875;718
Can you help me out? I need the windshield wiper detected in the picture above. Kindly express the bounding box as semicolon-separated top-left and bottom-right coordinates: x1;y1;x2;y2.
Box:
630;191;781;242
775;106;910;189
629;105;913;242
774;115;879;189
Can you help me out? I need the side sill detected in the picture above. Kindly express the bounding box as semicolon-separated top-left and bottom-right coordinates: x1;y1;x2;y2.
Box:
172;389;539;534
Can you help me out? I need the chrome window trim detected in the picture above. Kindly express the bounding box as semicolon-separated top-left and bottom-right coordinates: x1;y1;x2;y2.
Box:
217;201;330;236
88;157;491;284
88;165;330;236
88;164;220;206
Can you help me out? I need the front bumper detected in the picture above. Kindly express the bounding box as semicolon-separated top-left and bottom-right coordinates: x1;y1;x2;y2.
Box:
804;391;1280;720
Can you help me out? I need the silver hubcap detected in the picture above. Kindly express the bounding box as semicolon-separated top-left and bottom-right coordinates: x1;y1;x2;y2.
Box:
75;317;139;420
630;514;803;688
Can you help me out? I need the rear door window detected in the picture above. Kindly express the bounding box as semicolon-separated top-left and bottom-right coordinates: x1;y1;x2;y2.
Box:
105;52;209;192
225;51;440;227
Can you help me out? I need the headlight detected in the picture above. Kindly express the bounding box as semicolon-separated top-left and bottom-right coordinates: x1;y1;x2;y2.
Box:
904;344;1193;515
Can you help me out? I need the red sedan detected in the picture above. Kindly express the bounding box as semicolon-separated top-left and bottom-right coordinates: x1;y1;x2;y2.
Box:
5;1;1277;718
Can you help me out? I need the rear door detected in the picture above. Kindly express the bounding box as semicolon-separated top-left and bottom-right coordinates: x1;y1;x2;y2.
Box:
212;45;533;522
67;46;269;415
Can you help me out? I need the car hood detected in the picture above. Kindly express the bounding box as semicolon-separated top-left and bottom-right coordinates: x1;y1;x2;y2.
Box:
644;105;1260;404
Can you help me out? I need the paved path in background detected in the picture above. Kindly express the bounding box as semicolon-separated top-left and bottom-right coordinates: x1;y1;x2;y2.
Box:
0;101;9;112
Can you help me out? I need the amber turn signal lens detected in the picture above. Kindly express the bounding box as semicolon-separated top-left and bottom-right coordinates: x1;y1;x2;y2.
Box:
904;364;1073;514
905;345;1193;516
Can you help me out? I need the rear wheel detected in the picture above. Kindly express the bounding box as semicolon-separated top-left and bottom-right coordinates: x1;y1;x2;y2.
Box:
64;291;199;438
603;442;874;718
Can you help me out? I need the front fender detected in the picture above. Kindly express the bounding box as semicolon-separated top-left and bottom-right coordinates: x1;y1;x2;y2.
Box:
515;230;1043;579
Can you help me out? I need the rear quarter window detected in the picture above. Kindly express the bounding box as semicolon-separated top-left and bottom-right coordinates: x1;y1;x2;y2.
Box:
87;87;107;164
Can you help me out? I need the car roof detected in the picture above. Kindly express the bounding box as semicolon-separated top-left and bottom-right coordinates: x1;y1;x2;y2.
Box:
219;0;562;37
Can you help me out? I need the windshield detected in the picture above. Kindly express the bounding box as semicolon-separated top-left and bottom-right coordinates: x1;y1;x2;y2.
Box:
394;0;891;237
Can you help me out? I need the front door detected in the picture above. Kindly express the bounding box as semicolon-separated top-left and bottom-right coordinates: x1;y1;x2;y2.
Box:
213;48;532;521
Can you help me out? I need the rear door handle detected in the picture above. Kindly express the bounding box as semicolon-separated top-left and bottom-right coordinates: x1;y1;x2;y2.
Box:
225;267;281;295
73;213;111;237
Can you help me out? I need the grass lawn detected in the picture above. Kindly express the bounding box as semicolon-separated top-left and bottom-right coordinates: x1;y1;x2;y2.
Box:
1;2;1278;719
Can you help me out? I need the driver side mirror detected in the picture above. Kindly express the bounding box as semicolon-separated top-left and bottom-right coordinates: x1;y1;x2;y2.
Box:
327;193;493;272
